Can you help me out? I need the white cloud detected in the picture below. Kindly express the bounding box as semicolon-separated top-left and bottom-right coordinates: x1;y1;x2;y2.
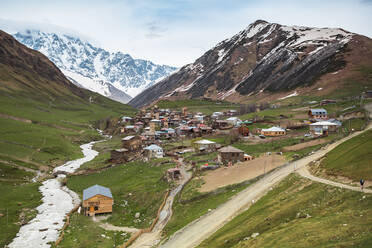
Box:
0;0;371;67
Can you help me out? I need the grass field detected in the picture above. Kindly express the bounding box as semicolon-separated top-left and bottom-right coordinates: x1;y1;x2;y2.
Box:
0;182;42;247
0;88;135;247
67;160;173;229
318;130;372;181
198;174;372;248
163;177;260;238
53;214;130;248
156;99;239;115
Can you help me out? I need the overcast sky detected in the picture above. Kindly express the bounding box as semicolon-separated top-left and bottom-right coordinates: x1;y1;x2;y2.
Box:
0;0;371;67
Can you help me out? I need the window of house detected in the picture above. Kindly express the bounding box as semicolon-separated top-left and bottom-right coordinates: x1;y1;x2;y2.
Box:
94;206;99;211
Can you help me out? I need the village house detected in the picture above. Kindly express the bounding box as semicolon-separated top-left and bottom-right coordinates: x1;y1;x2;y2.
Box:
213;120;231;129
82;185;113;216
122;135;142;151
122;116;133;123
211;111;223;119
124;125;139;133
110;148;129;163
194;139;217;152
227;109;238;116
166;168;181;181
144;144;164;159
309;121;340;135
238;125;250;136
261;126;286;136
308;108;328;120
142;131;156;145
364;90;372;98
226;117;241;126
150;119;162;128
218;146;244;164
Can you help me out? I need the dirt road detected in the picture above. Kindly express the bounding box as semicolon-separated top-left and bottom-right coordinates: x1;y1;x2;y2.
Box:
160;111;372;248
297;166;372;193
129;159;192;248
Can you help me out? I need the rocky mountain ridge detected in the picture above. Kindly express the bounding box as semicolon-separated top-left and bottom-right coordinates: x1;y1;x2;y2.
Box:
130;20;371;108
13;30;177;103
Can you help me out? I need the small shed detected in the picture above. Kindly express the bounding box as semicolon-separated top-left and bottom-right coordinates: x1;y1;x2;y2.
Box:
83;185;113;216
167;168;181;180
194;139;217;152
261;127;286;136
144;144;164;159
218;146;244;164
244;154;254;161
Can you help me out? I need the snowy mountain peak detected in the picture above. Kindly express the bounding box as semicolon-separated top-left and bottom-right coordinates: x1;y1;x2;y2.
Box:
13;30;177;103
130;20;363;108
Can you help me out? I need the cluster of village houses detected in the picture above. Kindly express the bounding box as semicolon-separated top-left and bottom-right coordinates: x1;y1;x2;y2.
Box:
83;106;343;216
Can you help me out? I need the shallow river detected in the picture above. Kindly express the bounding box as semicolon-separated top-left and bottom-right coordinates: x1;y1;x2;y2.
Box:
8;141;99;248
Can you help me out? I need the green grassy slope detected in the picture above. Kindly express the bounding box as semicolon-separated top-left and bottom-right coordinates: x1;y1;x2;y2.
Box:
198;174;372;248
319;130;372;181
66;160;173;229
0;30;135;246
156;99;239;114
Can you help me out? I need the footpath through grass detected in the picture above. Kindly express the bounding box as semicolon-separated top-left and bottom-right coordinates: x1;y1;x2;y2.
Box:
53;213;130;248
198;174;372;248
319;129;372;181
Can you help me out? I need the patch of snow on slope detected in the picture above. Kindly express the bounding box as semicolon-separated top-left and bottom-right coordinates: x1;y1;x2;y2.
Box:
281;26;353;48
279;91;298;100
217;48;228;63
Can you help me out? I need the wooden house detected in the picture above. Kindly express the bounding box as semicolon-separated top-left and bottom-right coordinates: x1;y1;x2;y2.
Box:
122;135;142;151
261;127;286;137
308;108;328;120
218;146;244;164
83;185;113;216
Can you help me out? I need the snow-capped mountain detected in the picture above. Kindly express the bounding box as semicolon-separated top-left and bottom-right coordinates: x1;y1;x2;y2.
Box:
13;30;177;103
130;20;372;108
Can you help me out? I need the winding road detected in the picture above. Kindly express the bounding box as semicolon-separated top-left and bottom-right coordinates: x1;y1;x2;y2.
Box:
130;159;192;248
159;103;372;248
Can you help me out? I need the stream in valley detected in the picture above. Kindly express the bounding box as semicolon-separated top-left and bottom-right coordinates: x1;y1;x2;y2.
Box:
8;141;99;248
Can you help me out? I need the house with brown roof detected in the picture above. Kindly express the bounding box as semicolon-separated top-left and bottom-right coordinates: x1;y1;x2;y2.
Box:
218;146;244;164
122;135;142;151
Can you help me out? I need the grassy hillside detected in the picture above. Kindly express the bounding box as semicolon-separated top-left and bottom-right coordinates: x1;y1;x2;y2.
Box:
317;130;372;181
156;99;239;114
0;30;136;246
198;174;372;248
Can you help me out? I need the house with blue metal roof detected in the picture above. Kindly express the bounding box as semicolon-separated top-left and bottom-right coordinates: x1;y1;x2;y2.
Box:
82;185;114;216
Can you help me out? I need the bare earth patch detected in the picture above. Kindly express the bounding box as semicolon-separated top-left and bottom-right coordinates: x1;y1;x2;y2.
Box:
200;155;285;192
282;139;327;152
